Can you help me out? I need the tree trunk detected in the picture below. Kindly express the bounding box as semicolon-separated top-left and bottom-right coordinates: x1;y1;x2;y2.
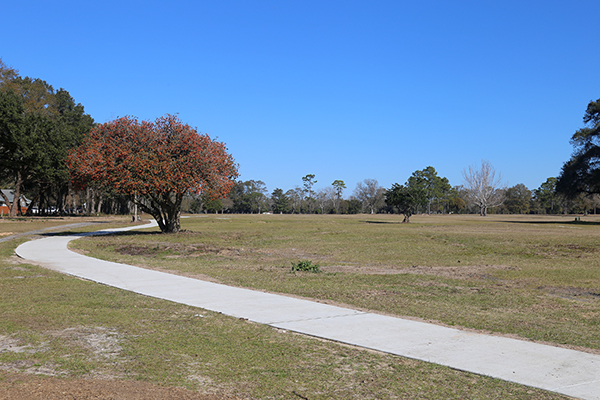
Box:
25;193;40;216
138;193;182;233
5;172;25;217
164;212;181;233
96;194;103;214
40;192;47;215
86;188;93;215
149;209;181;233
0;190;11;217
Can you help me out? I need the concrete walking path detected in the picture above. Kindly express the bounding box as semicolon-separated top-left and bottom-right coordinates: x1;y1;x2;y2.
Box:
14;221;600;400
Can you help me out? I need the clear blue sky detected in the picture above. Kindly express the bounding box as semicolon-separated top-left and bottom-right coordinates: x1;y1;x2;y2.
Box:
3;1;599;197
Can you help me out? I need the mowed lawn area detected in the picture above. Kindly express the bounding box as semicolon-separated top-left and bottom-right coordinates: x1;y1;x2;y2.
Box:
76;213;600;352
1;214;597;399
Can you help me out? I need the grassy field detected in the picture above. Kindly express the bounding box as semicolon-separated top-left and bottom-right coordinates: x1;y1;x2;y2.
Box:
1;214;591;398
74;213;600;352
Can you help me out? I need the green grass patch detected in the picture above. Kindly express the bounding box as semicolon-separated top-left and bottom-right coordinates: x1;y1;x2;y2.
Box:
291;259;321;272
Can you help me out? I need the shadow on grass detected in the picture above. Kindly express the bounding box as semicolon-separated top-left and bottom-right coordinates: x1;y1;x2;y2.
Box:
504;219;600;226
365;217;600;226
0;222;118;243
106;230;164;237
41;228;163;238
364;220;403;224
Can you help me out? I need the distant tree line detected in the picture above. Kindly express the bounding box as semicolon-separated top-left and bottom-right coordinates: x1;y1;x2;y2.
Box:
186;166;592;218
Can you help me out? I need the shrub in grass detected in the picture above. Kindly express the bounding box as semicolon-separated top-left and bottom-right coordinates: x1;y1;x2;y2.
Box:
291;260;320;273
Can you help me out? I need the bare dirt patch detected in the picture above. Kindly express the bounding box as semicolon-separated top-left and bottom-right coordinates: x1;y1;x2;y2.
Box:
6;256;31;265
50;327;123;360
321;264;519;279
0;328;241;399
0;327;126;378
0;371;240;400
0;336;39;354
0;361;63;377
115;243;235;258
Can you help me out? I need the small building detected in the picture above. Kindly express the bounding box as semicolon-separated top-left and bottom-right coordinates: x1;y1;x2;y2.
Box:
0;189;31;215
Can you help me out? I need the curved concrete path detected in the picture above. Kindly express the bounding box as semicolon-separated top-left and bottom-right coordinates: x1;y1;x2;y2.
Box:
14;221;600;400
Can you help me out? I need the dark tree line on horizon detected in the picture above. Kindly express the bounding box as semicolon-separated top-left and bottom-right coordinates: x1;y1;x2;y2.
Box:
190;169;594;218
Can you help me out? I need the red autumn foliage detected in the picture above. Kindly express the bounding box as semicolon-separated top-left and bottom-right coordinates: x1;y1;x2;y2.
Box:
67;115;238;232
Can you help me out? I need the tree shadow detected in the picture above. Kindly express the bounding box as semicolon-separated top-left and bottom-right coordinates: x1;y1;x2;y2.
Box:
41;229;162;238
364;220;402;225
106;230;163;237
504;219;600;226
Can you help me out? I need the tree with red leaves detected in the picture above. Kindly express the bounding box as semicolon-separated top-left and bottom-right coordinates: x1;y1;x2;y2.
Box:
67;115;238;233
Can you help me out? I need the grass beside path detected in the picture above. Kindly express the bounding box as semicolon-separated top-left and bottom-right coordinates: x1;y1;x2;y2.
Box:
0;215;568;399
75;214;600;352
0;215;141;240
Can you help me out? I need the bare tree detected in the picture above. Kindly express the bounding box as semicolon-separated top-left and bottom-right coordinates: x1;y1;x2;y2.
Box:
462;160;504;216
315;186;336;214
286;187;304;214
353;178;385;214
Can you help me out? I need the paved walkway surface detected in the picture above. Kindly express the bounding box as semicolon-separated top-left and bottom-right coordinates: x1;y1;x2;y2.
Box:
14;221;600;400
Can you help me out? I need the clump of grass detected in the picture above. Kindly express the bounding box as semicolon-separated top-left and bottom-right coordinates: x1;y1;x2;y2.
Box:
291;260;320;273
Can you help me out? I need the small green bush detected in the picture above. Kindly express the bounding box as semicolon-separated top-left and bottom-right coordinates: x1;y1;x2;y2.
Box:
291;260;320;273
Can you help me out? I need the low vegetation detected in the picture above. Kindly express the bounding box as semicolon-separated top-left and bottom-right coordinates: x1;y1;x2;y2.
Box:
291;260;321;273
0;216;571;398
